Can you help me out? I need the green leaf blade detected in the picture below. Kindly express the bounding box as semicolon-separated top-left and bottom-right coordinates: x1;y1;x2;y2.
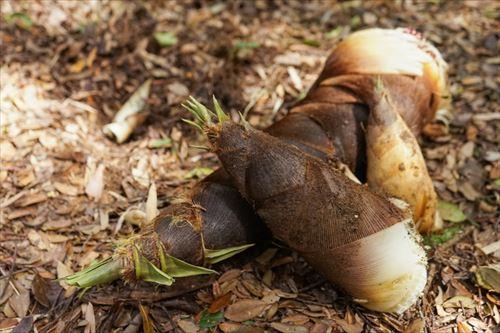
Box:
212;95;229;122
437;200;467;223
134;247;174;286
199;310;224;329
6;12;32;29
204;244;255;265
233;40;260;50
165;255;216;278
148;138;172;149
302;39;321;47
423;225;463;247
475;264;500;293
63;257;123;288
184;167;213;179
154;32;178;47
325;26;343;39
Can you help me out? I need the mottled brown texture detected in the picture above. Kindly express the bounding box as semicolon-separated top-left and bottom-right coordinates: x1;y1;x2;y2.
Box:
265;113;334;160
148;178;266;266
288;103;369;178
154;213;204;265
194;178;265;250
316;74;437;134
211;122;403;250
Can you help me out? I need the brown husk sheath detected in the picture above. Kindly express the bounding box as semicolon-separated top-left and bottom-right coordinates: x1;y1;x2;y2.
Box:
209;122;404;249
202;118;427;313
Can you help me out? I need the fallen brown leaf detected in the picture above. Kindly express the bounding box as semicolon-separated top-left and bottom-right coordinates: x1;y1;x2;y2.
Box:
403;318;425;333
32;274;63;308
42;219;72;231
309;321;330;333
442;295;476;309
208;292;232;313
475;264;500;293
271;322;308;333
8;287;30;318
281;314;309;325
457;321;473;333
224;299;267;322
218;322;242;333
11;316;33;333
0;318;17;330
176;319;198;333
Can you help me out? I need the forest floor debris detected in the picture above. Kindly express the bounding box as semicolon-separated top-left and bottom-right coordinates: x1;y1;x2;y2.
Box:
0;1;498;332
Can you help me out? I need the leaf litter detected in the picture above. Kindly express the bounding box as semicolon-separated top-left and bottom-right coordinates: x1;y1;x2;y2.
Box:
0;1;498;332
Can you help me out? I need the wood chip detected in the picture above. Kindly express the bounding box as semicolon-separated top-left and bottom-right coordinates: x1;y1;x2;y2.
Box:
54;182;80;196
42;219;72;230
85;164;105;200
15;191;47;207
478;240;500;255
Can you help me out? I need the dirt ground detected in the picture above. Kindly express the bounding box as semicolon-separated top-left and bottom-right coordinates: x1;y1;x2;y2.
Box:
0;1;498;332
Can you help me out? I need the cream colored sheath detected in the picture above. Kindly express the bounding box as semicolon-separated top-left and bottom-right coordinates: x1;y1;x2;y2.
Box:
306;220;427;313
366;88;443;232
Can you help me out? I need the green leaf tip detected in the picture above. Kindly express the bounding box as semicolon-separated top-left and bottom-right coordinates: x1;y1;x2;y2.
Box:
133;247;174;286
182;118;203;131
423;225;463;248
374;76;386;95
6;12;33;29
212;95;230;122
437;200;467;223
199;310;224;328
182;96;214;127
182;96;230;131
156;238;216;277
238;111;253;131
63;257;123;288
154;31;177;47
184;167;214;179
204;243;255;265
148;138;172;149
134;241;216;286
165;255;216;277
233;40;260;51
